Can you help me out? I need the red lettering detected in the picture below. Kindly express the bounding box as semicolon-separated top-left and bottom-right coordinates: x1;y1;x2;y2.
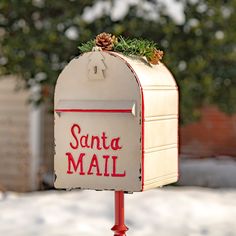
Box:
87;154;102;176
103;155;110;176
101;132;110;150
111;138;122;150
80;134;90;148
66;152;85;175
69;123;122;151
91;136;102;150
111;156;126;177
66;152;125;178
70;124;80;149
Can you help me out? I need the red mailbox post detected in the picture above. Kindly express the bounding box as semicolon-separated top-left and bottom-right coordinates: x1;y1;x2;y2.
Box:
112;191;128;236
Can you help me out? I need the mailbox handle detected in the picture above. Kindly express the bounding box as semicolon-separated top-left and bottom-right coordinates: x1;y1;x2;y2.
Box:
55;108;132;113
55;100;136;116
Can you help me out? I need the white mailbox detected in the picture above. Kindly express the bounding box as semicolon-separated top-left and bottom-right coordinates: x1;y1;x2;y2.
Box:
54;51;178;192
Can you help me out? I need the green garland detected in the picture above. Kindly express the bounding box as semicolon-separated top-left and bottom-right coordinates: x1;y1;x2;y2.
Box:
78;33;163;65
114;36;158;62
78;39;95;53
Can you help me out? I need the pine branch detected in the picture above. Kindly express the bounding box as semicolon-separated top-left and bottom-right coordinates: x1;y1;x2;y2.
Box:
78;40;95;53
77;33;163;64
114;36;158;60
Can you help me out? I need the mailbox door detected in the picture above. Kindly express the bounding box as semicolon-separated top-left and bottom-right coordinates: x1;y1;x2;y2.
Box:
54;52;143;192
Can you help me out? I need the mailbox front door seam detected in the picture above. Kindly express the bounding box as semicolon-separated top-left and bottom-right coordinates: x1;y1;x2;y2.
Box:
108;52;145;191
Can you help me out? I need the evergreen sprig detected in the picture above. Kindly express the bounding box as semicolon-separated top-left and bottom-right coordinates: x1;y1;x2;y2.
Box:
78;33;163;65
78;39;95;53
114;36;158;62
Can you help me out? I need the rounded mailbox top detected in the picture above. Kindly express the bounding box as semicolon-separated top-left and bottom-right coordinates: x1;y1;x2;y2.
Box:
108;51;177;88
55;51;177;101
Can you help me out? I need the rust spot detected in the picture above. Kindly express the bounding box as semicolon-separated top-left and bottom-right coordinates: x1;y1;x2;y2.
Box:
94;66;97;74
124;191;133;194
54;173;57;182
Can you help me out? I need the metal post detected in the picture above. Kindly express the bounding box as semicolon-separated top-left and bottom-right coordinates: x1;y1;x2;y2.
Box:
111;191;128;236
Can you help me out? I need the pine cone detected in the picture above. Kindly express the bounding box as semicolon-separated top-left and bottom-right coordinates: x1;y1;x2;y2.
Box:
95;32;116;51
148;49;164;65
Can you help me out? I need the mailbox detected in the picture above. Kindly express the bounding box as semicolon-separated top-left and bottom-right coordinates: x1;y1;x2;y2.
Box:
54;51;178;192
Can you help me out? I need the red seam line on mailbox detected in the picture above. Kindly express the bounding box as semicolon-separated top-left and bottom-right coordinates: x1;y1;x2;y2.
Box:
127;64;145;191
109;52;145;191
55;109;132;113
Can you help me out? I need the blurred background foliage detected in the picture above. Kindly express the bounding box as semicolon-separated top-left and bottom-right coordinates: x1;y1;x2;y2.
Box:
0;0;235;124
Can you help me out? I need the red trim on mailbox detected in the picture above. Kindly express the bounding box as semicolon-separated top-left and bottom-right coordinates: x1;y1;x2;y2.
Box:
126;63;145;191
55;109;132;113
109;52;145;191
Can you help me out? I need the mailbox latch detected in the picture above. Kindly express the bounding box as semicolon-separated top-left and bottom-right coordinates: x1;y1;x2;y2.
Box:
88;52;106;80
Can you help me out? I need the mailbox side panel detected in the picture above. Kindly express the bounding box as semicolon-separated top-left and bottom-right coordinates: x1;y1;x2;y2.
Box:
108;53;179;190
54;52;143;192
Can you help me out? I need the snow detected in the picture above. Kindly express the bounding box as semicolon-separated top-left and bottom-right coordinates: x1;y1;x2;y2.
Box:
1;187;236;236
179;157;236;187
82;0;184;24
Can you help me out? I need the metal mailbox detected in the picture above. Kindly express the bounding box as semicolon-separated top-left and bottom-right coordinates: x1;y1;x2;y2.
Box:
54;51;178;192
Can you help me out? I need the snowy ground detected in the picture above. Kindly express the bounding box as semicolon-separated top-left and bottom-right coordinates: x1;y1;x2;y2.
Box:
1;187;236;236
179;157;236;187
